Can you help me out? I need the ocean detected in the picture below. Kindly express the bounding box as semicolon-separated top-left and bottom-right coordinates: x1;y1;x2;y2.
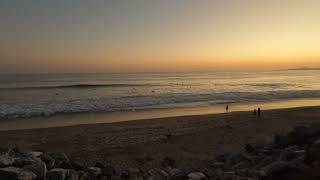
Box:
1;70;320;119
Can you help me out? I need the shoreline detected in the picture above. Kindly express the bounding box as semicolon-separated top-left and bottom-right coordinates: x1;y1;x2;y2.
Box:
0;105;320;170
1;98;320;131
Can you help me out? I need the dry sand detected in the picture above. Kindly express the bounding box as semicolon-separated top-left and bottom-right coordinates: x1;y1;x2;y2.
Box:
0;106;319;171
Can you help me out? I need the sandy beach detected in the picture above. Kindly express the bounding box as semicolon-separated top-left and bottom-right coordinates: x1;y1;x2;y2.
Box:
0;106;320;172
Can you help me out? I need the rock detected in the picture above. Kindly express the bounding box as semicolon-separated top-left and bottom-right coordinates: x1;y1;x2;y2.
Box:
235;169;251;177
172;173;188;180
209;161;225;169
307;138;320;162
279;146;303;161
261;161;288;175
237;177;255;180
93;162;115;177
50;153;71;169
135;156;154;166
161;157;176;168
120;170;130;180
87;167;101;177
255;156;275;169
24;161;47;180
127;168;141;179
222;153;253;170
27;152;43;159
205;168;223;179
13;157;35;168
40;153;55;170
132;177;143;180
79;170;97;180
221;175;237;180
108;175;121;180
78;167;101;180
275;125;320;148
232;161;250;170
187;172;207;180
260;160;305;180
100;164;116;178
0;154;14;167
165;167;182;177
0;167;36;180
8;148;28;158
93;162;104;169
245;144;255;154
47;168;66;180
66;169;79;180
293;150;306;156
224;171;236;176
147;168;170;180
70;160;84;171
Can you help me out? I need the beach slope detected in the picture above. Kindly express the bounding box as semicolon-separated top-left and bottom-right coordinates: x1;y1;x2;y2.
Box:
0;106;319;170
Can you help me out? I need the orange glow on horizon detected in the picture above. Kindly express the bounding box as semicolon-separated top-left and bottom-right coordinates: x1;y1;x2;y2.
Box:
1;0;320;73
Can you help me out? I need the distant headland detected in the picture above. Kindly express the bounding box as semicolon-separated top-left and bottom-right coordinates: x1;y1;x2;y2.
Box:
288;67;320;71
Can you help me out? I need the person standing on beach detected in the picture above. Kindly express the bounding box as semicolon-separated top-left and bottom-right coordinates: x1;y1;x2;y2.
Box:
258;107;261;117
253;109;257;116
226;105;229;112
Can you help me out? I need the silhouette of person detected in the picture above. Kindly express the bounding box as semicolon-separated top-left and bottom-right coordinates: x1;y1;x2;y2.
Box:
226;105;229;112
253;109;257;116
257;107;261;117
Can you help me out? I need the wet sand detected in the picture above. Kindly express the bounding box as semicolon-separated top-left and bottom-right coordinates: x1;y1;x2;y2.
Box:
1;98;320;131
0;106;320;171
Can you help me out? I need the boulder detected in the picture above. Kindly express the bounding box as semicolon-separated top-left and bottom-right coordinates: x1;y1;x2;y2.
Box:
307;138;320;162
126;168;141;179
260;160;305;180
221;171;237;180
147;168;170;180
172;173;188;180
165;167;182;177
187;172;207;180
161;157;176;168
87;167;101;178
8;148;28;158
209;161;225;169
78;170;97;180
70;160;84;171
237;177;255;180
0;167;36;180
93;162;104;169
50;153;71;169
261;161;289;175
120;170;129;180
235;169;252;178
99;164;116;178
0;154;14;167
47;168;66;180
13;157;35;168
24;161;47;180
254;156;275;169
232;161;250;170
66;169;79;180
274;125;320;148
27;152;43;159
40;153;55;170
245;144;255;154
51;153;68;162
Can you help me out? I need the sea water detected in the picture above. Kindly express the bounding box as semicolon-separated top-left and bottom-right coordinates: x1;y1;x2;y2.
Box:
1;70;320;119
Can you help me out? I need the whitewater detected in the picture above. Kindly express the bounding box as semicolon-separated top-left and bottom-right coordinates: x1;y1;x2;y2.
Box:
1;70;320;119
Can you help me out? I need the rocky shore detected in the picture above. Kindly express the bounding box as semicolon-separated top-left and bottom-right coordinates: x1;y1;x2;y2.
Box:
1;123;320;180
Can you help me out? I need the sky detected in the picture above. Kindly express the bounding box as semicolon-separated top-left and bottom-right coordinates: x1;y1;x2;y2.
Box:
1;0;320;73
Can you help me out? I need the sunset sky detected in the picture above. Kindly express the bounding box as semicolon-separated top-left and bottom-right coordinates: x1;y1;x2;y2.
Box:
1;0;320;73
